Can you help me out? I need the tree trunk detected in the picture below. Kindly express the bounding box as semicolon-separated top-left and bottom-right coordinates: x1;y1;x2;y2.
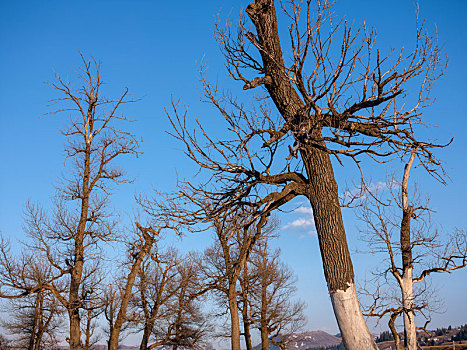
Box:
83;308;92;350
329;283;377;349
242;313;253;350
260;256;269;350
69;307;82;350
228;284;242;350
260;321;269;350
245;2;377;348
402;269;417;350
302;147;377;349
29;292;41;350
388;312;401;349
108;231;154;350
33;292;45;350
241;261;252;350
139;321;154;350
401;210;416;350
400;153;417;350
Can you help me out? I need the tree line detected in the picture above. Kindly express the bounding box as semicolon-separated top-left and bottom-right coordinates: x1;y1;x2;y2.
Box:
1;1;467;350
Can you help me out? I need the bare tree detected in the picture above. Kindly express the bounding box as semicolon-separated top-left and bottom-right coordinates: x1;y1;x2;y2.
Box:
359;152;467;350
247;242;306;350
0;242;64;350
1;289;63;350
238;260;254;350
198;213;277;350
11;55;142;350
81;294;102;350
104;222;165;350
0;335;10;350
144;0;448;347
131;247;181;350
143;255;211;350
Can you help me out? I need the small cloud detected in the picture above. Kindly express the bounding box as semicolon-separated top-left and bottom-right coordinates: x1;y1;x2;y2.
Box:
294;206;313;215
282;206;316;233
283;217;315;230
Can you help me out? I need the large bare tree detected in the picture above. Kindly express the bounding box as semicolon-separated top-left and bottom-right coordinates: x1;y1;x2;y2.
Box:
14;55;141;350
145;0;448;347
359;152;467;350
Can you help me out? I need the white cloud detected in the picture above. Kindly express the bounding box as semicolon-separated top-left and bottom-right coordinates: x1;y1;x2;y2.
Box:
284;217;315;229
294;206;313;215
282;206;316;234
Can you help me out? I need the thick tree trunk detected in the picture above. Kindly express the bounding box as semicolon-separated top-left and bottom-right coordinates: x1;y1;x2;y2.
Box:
245;2;378;348
329;283;376;349
302;147;377;349
228;284;242;350
68;145;90;350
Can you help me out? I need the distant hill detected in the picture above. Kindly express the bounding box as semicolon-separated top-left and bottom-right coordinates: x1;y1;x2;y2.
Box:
253;330;342;350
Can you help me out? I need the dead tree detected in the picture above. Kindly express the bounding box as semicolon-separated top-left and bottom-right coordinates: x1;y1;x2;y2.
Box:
16;55;141;350
144;0;448;347
359;152;467;350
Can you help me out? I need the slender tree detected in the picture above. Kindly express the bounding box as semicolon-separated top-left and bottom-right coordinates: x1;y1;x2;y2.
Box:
0;242;64;350
132;247;181;350
147;0;448;347
248;242;306;350
359;153;467;350
146;255;211;349
199;214;277;350
106;223;164;350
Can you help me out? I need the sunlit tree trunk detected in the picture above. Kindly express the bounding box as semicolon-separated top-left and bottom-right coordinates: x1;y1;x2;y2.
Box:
228;283;242;350
245;3;378;347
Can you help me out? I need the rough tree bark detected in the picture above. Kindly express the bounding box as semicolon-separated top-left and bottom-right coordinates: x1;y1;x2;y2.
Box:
245;2;376;348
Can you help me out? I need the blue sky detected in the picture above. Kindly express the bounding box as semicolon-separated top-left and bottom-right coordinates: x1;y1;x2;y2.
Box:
1;0;466;342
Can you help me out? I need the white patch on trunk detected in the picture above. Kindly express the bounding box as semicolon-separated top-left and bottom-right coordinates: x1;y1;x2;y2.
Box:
330;283;378;350
402;267;417;350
